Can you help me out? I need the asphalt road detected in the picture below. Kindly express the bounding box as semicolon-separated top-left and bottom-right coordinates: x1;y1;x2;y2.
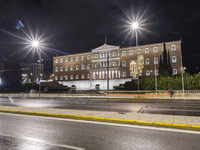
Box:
1;112;200;150
0;97;200;116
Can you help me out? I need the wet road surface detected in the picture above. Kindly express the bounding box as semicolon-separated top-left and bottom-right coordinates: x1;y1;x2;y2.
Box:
1;97;200;116
1;113;200;150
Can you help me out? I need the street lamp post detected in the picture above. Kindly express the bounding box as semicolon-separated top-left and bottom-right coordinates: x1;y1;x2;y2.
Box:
31;40;42;97
154;52;158;94
132;22;140;91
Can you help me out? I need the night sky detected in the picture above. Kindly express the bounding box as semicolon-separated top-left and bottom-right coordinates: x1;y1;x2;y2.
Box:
0;0;199;74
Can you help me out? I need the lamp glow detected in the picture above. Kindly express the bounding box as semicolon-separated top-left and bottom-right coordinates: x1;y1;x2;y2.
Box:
131;22;138;29
32;40;39;47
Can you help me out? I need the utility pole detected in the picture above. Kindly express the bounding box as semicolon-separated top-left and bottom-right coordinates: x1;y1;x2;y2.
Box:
107;54;109;91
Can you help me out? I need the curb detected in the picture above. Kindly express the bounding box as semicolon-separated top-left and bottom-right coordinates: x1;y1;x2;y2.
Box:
0;109;200;131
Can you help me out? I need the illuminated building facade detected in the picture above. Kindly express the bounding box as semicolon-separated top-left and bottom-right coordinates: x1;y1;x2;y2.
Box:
53;40;182;90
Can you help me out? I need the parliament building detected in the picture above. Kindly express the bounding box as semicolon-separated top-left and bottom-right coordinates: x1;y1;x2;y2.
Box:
53;40;182;90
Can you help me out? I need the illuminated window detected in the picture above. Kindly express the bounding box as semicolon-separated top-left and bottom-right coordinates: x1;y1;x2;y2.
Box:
87;64;90;69
122;61;126;66
173;69;177;74
71;66;73;71
154;58;158;64
60;58;63;63
146;70;150;76
145;48;149;53
123;72;126;77
171;45;176;50
153;47;158;53
55;67;58;72
82;56;84;60
55;76;58;80
65;75;68;80
81;65;85;70
172;56;177;63
137;49;141;54
82;74;85;79
60;76;63;80
129;50;133;55
76;65;79;70
76;75;79;79
55;59;58;63
65;66;68;71
145;59;150;65
70;75;74;80
60;67;63;72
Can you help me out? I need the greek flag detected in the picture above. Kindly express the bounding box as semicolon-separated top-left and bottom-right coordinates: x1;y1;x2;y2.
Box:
16;20;24;29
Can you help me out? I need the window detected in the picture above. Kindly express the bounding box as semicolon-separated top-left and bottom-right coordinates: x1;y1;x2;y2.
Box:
87;64;90;69
55;67;58;72
60;76;63;80
55;59;58;63
173;69;177;75
65;58;68;62
155;70;159;75
122;51;126;56
123;72;126;77
103;52;106;57
76;65;79;70
122;61;126;66
87;55;90;60
137;49;141;54
76;57;79;61
65;75;68;80
71;57;73;62
101;53;103;58
81;65;85;70
87;74;90;79
145;48;149;54
107;52;110;56
113;52;116;57
55;76;58;80
70;75;74;80
95;63;98;68
65;66;68;71
82;74;85;79
153;47;158;53
145;59;150;65
129;50;133;55
146;70;150;76
95;54;98;59
81;56;84;60
154;58;158;64
171;45;176;51
76;75;79;79
60;67;63;72
172;56;177;63
60;58;63;63
113;61;116;67
71;66;73;71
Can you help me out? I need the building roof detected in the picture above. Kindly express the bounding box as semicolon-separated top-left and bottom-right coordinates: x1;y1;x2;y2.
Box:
91;44;120;52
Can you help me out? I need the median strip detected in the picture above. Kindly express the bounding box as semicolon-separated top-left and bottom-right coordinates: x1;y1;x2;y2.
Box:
0;109;200;131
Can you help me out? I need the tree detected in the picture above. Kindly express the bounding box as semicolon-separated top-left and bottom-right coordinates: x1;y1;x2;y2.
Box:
167;51;173;76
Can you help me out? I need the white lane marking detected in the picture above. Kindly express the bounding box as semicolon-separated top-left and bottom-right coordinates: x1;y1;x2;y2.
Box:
1;112;200;135
0;132;85;150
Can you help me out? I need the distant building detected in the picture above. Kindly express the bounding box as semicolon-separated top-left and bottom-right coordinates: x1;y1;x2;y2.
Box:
21;63;44;83
53;40;182;90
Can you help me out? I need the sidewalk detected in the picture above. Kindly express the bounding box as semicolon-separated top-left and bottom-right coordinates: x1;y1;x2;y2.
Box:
0;106;200;131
